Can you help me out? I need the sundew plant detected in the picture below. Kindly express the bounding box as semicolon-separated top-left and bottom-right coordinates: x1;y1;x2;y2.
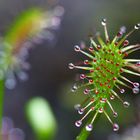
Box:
0;7;63;89
69;19;140;139
0;7;64;131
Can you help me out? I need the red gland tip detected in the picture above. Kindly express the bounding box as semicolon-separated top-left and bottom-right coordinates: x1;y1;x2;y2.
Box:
98;108;104;113
117;32;122;37
80;74;86;79
84;88;90;94
90;98;94;102
113;123;119;131
136;62;140;66
74;45;81;52
97;45;101;49
95;89;99;94
90;70;94;73
84;60;89;65
115;42;118;46
89;47;94;52
75;120;82;127
123;40;129;46
110;95;115;100
100;98;107;103
91;106;95;110
113;77;117;81
124;52;128;57
120;68;123;73
89;79;93;83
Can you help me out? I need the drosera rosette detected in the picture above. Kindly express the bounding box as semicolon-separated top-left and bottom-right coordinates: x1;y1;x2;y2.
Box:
0;6;64;89
69;19;140;133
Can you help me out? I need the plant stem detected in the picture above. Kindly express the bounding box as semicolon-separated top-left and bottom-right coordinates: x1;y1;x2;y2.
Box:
76;113;101;140
76;116;92;140
0;80;4;129
76;126;91;140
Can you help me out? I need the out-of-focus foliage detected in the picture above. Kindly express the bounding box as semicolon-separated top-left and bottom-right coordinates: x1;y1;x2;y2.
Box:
26;97;57;140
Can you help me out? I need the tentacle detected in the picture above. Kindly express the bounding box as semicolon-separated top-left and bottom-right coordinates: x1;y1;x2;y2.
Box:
101;18;110;42
121;44;140;52
74;45;94;59
127;64;140;73
111;90;124;103
116;79;131;88
90;37;98;48
122;68;140;76
124;59;140;62
117;23;140;47
126;47;140;55
104;110;113;125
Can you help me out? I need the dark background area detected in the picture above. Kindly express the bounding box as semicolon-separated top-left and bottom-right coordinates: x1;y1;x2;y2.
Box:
0;0;140;140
